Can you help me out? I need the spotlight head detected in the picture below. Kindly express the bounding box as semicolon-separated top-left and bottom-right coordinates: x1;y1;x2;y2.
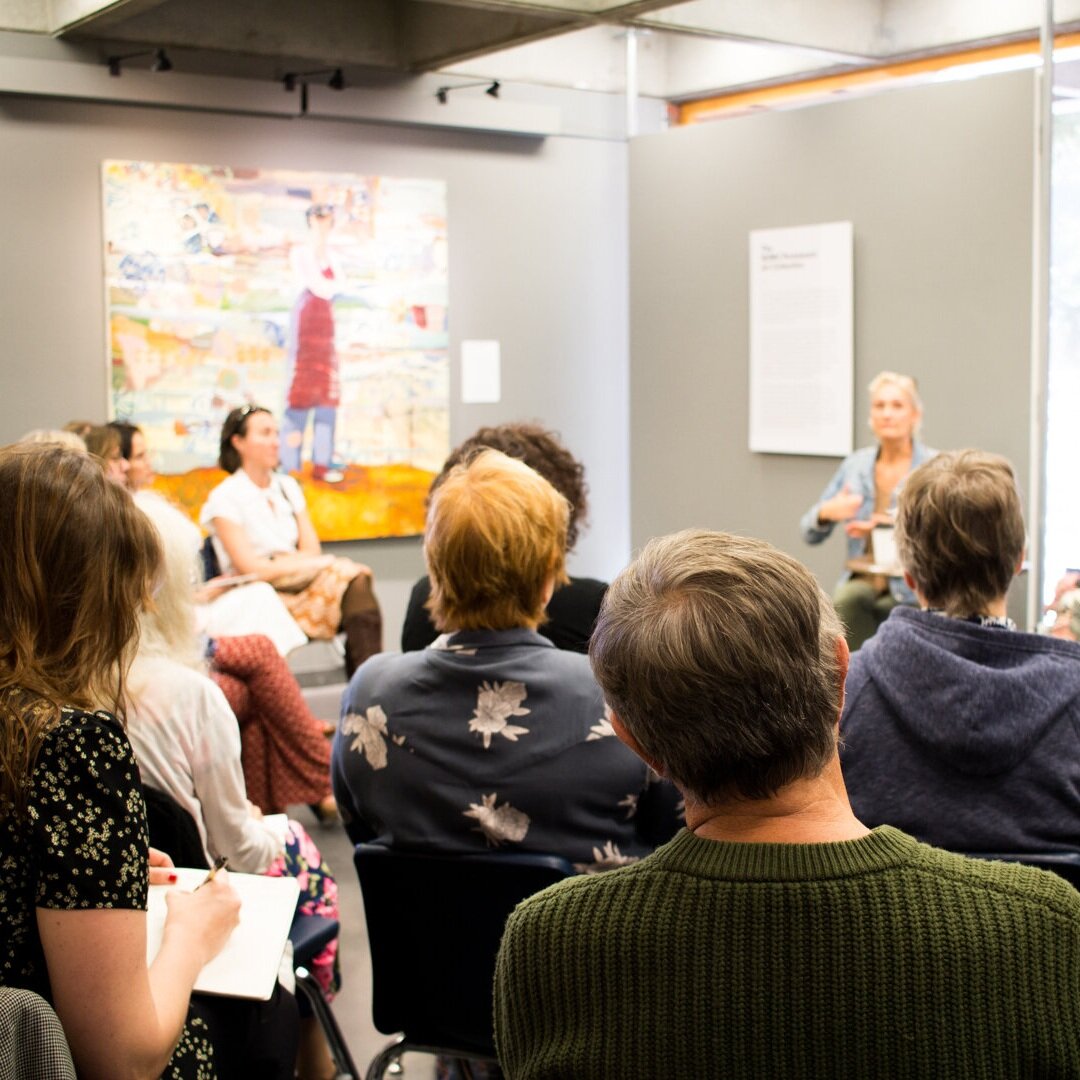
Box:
152;48;172;73
283;73;297;92
436;87;448;105
328;68;345;90
486;80;500;98
107;56;121;77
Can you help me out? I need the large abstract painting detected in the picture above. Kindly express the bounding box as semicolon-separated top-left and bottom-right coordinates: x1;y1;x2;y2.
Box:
103;160;449;540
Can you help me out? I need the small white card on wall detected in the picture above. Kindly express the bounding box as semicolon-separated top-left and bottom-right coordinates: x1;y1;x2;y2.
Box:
461;340;501;403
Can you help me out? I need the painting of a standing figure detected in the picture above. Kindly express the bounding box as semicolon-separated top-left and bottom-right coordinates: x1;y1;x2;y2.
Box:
102;159;449;541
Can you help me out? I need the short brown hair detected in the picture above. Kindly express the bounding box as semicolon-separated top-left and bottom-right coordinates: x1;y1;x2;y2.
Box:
431;423;588;551
218;404;271;473
590;530;843;803
0;444;161;806
896;450;1024;616
426;449;570;632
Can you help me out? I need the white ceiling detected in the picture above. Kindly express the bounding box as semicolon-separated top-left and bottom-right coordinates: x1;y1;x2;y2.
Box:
2;0;1079;102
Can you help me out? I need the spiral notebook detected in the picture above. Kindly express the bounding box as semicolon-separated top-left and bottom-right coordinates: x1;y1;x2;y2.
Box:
146;868;299;1000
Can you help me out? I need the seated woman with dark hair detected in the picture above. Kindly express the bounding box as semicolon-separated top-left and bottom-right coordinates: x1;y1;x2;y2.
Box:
200;405;381;676
841;449;1080;855
0;442;296;1080
333;449;679;868
401;422;606;654
108;419;155;491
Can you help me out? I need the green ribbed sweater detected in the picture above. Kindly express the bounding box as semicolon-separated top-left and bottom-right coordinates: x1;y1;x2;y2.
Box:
494;826;1080;1079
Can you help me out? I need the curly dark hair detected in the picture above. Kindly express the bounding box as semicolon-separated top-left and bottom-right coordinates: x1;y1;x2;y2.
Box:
431;423;589;551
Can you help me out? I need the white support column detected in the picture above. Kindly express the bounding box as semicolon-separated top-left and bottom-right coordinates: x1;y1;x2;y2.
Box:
1028;0;1054;628
625;27;638;139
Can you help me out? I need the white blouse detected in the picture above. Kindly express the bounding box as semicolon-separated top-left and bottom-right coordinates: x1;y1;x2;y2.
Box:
125;655;281;873
199;469;306;575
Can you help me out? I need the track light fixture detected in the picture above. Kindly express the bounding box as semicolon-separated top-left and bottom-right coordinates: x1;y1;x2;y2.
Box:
106;48;172;76
435;80;500;104
282;68;345;92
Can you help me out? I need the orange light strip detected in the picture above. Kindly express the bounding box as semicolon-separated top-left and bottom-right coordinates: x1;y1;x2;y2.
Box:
677;32;1080;125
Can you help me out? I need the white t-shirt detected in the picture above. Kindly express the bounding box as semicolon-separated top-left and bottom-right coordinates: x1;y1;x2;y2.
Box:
200;469;306;575
125;655;281;874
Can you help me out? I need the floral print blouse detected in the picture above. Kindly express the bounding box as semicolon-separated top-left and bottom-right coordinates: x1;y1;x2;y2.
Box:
0;694;216;1079
331;629;681;872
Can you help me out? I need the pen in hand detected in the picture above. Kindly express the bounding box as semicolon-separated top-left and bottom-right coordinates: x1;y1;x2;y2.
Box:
195;855;228;890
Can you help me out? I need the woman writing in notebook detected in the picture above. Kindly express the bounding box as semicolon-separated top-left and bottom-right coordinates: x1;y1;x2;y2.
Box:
0;442;296;1079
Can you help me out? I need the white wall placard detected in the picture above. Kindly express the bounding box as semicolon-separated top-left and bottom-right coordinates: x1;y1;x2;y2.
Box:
748;221;853;456
460;339;502;404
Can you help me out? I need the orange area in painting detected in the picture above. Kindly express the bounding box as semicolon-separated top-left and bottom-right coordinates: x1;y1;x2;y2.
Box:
152;462;432;542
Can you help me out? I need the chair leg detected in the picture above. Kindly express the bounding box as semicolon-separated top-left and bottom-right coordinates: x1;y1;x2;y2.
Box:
365;1035;407;1080
294;965;360;1079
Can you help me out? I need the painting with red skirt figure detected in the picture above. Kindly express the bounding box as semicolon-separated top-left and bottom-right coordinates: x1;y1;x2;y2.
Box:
102;159;449;540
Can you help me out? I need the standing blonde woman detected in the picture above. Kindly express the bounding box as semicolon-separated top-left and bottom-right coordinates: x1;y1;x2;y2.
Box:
801;371;935;650
0;443;296;1079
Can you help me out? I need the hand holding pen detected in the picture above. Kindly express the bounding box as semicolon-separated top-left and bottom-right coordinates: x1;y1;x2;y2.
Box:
163;855;240;965
195;855;229;890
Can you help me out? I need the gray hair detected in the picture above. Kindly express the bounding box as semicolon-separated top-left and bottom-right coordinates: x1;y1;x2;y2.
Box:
590;530;844;804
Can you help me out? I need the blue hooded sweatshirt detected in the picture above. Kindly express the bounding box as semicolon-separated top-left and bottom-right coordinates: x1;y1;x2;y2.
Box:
841;606;1080;854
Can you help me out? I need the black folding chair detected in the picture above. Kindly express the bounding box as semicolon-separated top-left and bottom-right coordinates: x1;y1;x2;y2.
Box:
353;844;574;1080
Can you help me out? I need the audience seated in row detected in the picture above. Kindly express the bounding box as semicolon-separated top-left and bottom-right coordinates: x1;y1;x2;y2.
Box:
495;526;1080;1078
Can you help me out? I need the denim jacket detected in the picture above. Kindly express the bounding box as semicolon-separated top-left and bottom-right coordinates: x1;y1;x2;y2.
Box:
800;441;936;602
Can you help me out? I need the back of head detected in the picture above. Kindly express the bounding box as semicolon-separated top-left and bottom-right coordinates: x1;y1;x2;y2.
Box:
18;429;88;452
83;424;120;462
0;444;160;802
132;492;204;670
426;449;569;632
896;450;1024;616
432;422;588;551
590;529;843;803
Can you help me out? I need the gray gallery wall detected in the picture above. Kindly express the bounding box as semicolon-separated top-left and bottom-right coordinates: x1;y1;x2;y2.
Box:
629;70;1035;618
0;94;630;647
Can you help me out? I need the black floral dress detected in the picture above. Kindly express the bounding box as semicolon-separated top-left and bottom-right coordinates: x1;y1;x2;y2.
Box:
0;695;216;1078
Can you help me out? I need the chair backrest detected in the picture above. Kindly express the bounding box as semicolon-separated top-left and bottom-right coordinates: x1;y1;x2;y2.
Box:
0;987;76;1080
354;844;573;1056
200;534;222;582
962;851;1080;889
142;785;210;870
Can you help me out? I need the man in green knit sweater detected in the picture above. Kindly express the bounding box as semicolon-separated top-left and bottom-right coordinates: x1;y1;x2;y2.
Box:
494;529;1080;1079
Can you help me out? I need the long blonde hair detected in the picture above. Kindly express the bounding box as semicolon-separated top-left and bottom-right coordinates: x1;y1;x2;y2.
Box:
131;492;205;672
0;444;160;808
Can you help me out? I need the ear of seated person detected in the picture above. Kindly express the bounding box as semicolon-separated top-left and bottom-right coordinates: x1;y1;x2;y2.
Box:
493;529;1080;1079
332;449;681;871
840;449;1080;856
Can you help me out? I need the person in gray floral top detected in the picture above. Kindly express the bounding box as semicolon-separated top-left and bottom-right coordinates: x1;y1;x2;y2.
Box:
331;449;679;872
